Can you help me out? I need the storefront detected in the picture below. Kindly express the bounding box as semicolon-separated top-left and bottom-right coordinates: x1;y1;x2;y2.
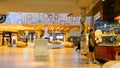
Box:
2;32;11;46
94;22;120;62
87;0;120;62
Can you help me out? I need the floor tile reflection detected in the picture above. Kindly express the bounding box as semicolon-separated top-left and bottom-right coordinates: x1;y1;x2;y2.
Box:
0;46;101;68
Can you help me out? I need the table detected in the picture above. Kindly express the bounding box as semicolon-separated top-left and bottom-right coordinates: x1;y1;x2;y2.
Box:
102;61;120;68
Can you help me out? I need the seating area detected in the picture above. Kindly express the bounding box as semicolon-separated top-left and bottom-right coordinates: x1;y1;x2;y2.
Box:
27;40;74;49
62;42;74;48
16;41;27;47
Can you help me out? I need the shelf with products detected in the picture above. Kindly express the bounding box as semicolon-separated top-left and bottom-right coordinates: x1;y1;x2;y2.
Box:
97;33;120;47
95;23;120;47
95;32;120;61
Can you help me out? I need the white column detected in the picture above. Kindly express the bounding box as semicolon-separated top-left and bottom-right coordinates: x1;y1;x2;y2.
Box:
64;31;69;42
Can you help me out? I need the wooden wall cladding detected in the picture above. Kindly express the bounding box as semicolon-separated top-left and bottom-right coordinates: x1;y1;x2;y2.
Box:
87;0;115;22
87;0;103;16
87;0;103;22
114;0;120;17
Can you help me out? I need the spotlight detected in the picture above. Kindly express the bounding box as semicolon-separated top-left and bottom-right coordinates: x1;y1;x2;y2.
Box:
102;0;105;1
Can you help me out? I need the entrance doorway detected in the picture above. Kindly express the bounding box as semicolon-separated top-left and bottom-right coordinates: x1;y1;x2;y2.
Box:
2;32;11;46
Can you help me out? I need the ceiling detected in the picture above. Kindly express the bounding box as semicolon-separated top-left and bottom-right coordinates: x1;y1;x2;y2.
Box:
0;0;94;16
0;0;95;32
0;24;80;32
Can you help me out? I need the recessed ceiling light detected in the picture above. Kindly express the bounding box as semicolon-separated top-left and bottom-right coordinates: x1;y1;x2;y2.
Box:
102;0;105;1
119;20;120;23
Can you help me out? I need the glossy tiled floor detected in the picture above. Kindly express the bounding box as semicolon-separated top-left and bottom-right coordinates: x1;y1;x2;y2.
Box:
0;46;101;68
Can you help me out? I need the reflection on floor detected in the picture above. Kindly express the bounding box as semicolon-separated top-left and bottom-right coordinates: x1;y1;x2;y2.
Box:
0;46;101;68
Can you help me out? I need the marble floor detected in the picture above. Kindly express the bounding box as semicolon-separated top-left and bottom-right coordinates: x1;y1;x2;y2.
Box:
0;46;101;68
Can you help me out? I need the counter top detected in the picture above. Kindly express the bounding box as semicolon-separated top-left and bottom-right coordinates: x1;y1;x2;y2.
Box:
95;46;120;61
96;46;120;47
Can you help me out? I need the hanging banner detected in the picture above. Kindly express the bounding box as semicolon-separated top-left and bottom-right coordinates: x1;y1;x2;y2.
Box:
3;12;80;25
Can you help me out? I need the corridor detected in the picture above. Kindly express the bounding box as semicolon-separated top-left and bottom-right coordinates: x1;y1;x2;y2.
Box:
0;46;101;68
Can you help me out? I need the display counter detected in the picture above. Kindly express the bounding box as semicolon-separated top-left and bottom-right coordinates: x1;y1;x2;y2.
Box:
95;46;120;61
95;32;120;61
94;23;120;62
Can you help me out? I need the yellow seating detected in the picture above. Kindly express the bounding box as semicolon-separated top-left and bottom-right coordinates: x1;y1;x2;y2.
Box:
62;42;74;48
16;41;27;47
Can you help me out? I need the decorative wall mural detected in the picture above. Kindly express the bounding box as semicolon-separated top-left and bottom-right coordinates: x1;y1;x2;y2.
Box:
4;18;10;24
3;12;81;25
16;19;24;24
67;17;80;25
47;13;59;24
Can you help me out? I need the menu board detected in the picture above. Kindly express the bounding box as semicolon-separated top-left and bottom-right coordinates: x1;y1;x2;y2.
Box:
34;39;48;56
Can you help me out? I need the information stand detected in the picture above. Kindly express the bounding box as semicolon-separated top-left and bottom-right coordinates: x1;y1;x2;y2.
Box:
34;39;48;56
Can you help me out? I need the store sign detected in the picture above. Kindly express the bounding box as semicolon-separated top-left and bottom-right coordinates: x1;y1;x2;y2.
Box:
4;33;10;37
94;11;101;21
4;34;10;37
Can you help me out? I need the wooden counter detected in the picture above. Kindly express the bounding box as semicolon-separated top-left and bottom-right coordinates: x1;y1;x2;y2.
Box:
95;46;120;61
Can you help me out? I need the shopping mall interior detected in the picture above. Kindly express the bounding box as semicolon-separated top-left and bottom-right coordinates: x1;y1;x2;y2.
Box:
0;0;120;68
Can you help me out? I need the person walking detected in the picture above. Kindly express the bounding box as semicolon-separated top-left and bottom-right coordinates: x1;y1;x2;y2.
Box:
86;29;99;64
76;40;81;52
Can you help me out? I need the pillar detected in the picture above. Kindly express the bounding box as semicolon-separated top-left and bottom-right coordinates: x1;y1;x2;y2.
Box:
64;31;69;42
80;7;87;54
92;0;99;4
36;31;42;39
52;31;56;40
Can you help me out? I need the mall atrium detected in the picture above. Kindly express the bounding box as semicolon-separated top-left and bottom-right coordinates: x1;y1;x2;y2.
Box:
0;0;120;68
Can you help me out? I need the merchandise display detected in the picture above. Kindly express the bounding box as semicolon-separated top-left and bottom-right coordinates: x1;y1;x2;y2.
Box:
95;23;120;61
